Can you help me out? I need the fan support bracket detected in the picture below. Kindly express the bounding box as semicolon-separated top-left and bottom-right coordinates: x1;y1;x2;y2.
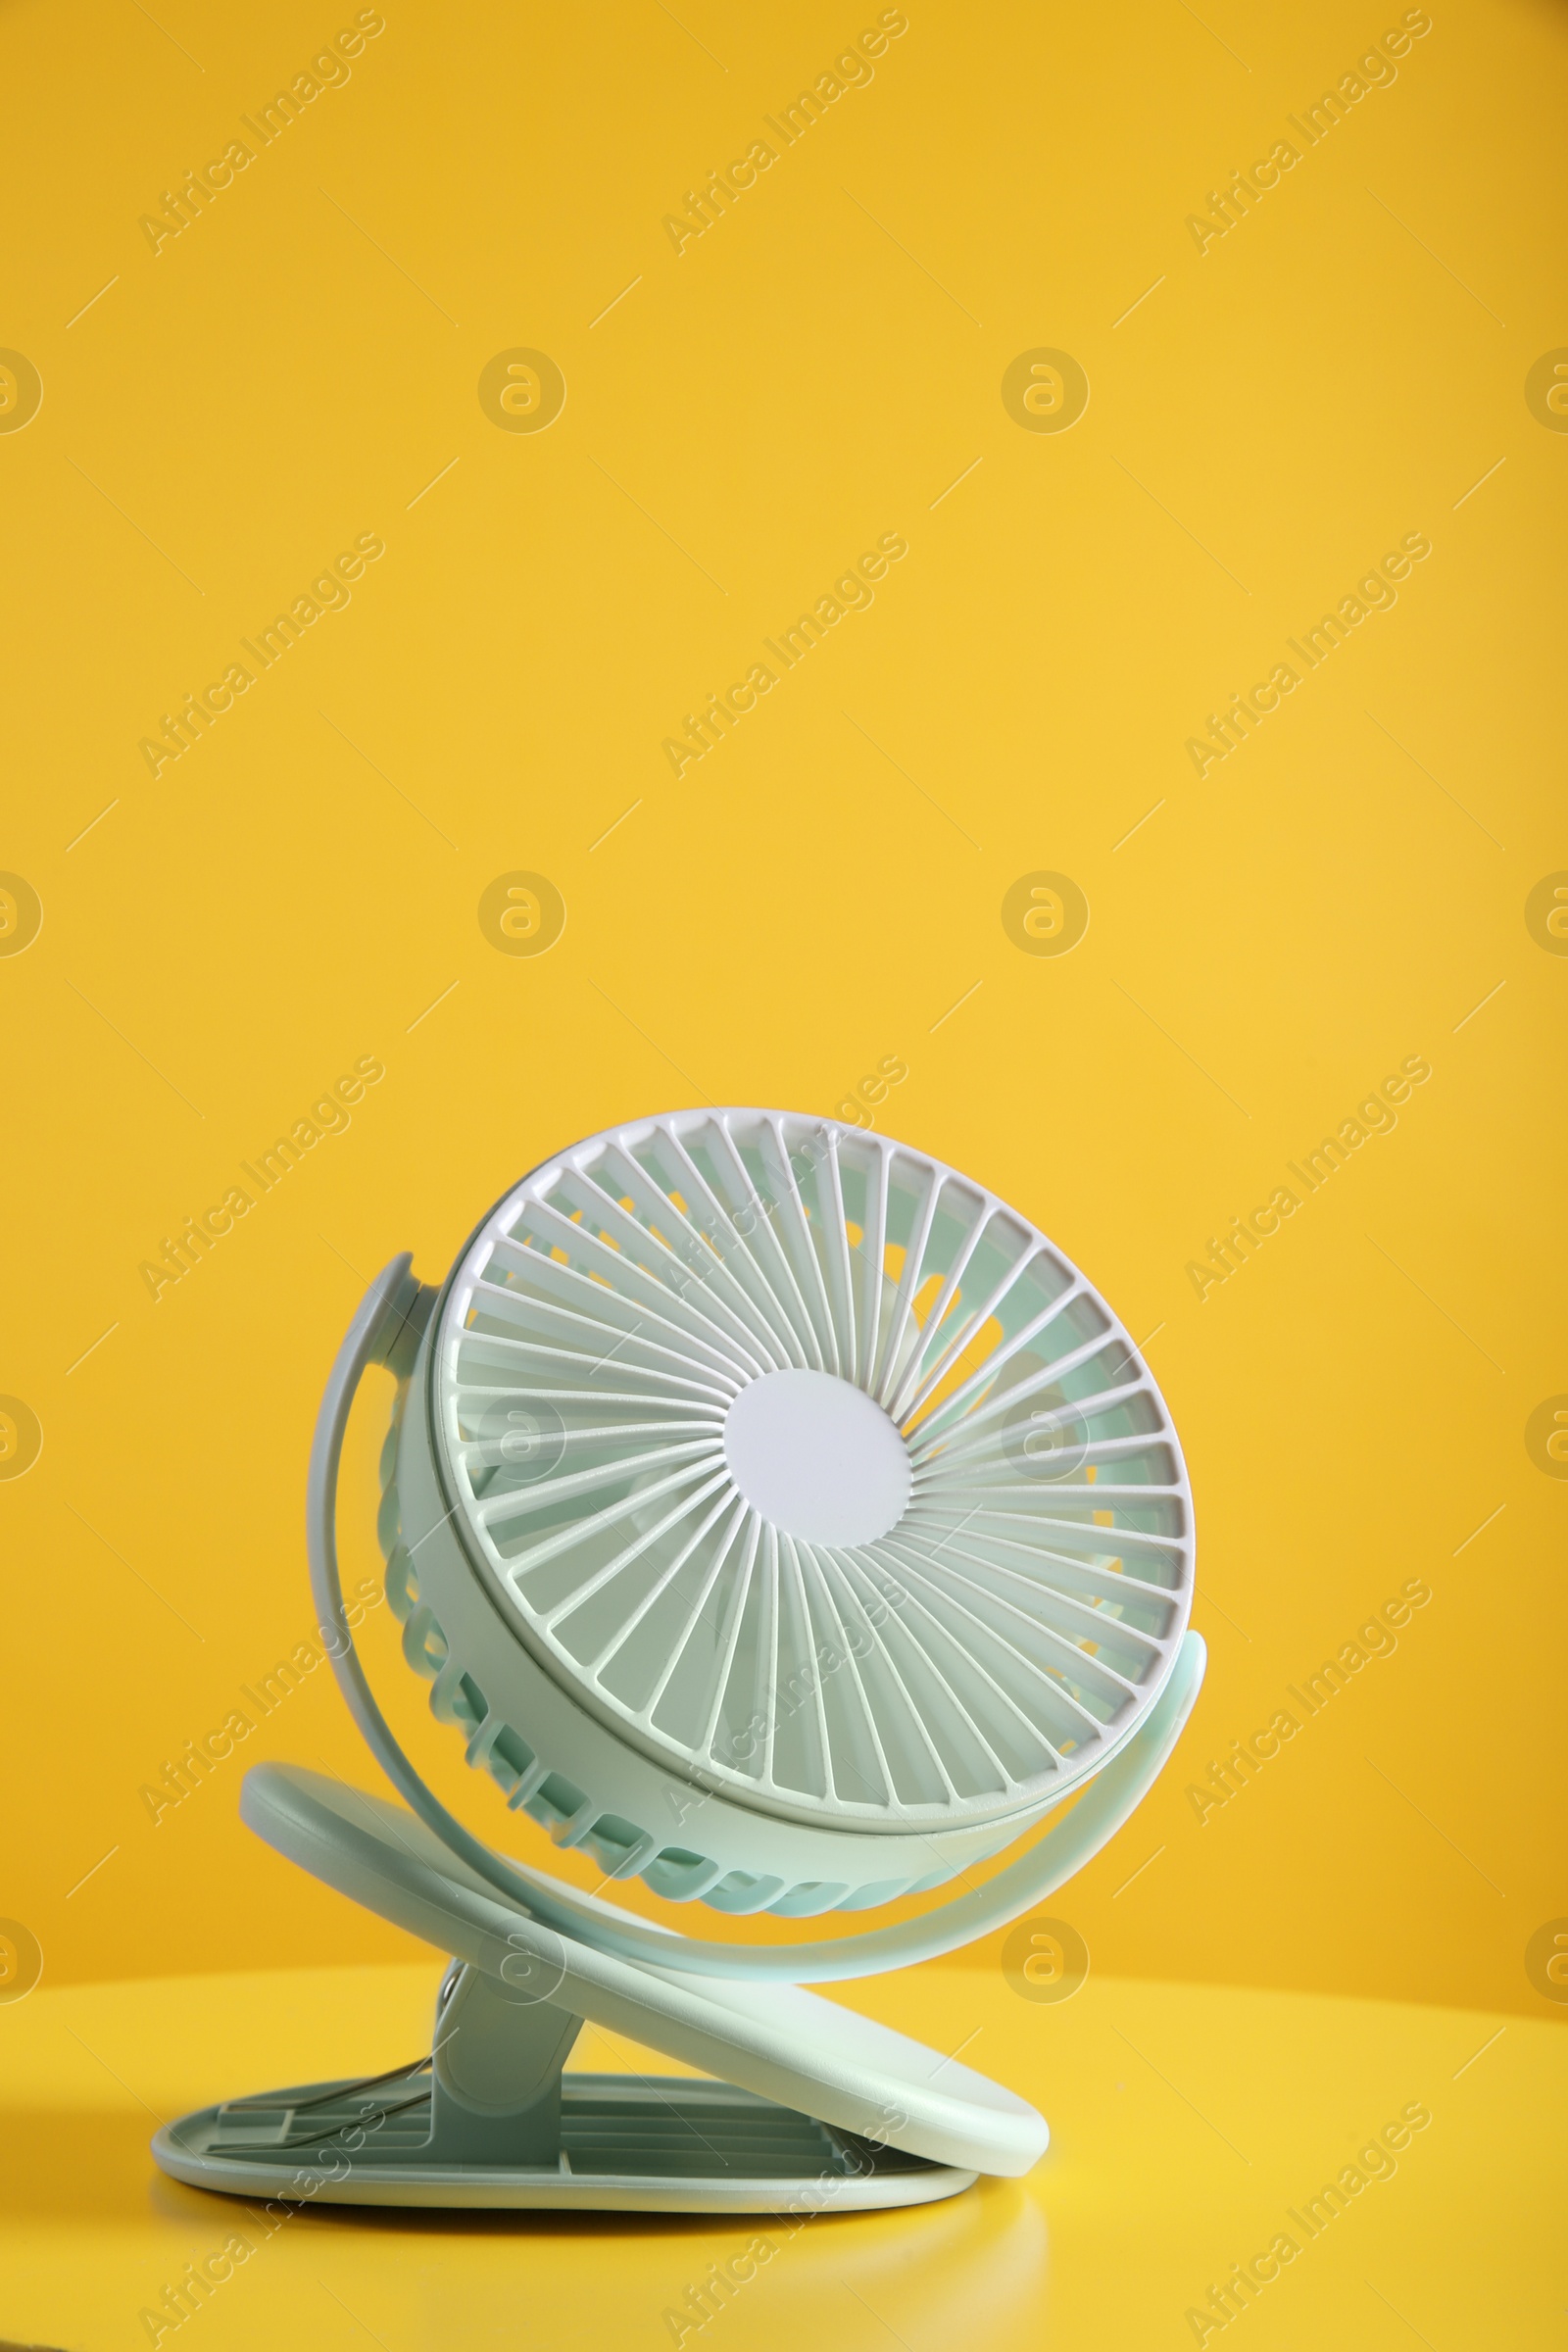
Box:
153;1955;976;2214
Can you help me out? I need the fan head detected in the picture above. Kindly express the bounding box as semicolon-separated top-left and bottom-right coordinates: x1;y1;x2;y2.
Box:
377;1110;1195;1919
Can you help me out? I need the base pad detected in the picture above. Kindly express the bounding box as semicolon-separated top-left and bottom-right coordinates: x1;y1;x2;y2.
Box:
153;2067;977;2213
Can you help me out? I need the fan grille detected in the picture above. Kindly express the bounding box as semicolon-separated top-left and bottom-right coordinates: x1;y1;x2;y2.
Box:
429;1111;1194;1834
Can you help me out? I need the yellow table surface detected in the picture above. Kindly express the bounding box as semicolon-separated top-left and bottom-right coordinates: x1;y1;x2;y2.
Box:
3;1961;1559;2350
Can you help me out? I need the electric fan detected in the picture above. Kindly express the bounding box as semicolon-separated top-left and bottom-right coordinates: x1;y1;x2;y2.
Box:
154;1109;1203;2211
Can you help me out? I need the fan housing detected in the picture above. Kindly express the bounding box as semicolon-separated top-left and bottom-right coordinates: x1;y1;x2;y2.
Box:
378;1109;1194;1918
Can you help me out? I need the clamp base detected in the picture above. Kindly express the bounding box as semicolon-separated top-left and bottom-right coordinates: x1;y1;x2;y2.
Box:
154;2043;973;2214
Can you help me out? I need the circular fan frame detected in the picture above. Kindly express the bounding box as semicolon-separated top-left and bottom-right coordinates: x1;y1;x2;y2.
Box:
413;1110;1194;1854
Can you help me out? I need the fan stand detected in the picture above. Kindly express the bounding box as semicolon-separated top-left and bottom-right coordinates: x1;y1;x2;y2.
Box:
152;1248;1204;2215
154;1961;969;2215
152;1764;1037;2213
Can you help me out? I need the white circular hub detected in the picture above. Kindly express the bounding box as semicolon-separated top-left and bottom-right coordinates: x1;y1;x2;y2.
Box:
722;1368;912;1547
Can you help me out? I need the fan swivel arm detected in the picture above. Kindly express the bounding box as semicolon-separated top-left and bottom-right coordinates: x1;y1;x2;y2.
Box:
308;1256;1206;1986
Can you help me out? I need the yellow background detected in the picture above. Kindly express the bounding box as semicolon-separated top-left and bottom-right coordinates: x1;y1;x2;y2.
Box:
2;0;1565;2339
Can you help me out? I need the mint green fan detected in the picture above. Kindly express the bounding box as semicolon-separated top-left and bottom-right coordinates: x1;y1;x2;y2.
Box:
154;1110;1202;2210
